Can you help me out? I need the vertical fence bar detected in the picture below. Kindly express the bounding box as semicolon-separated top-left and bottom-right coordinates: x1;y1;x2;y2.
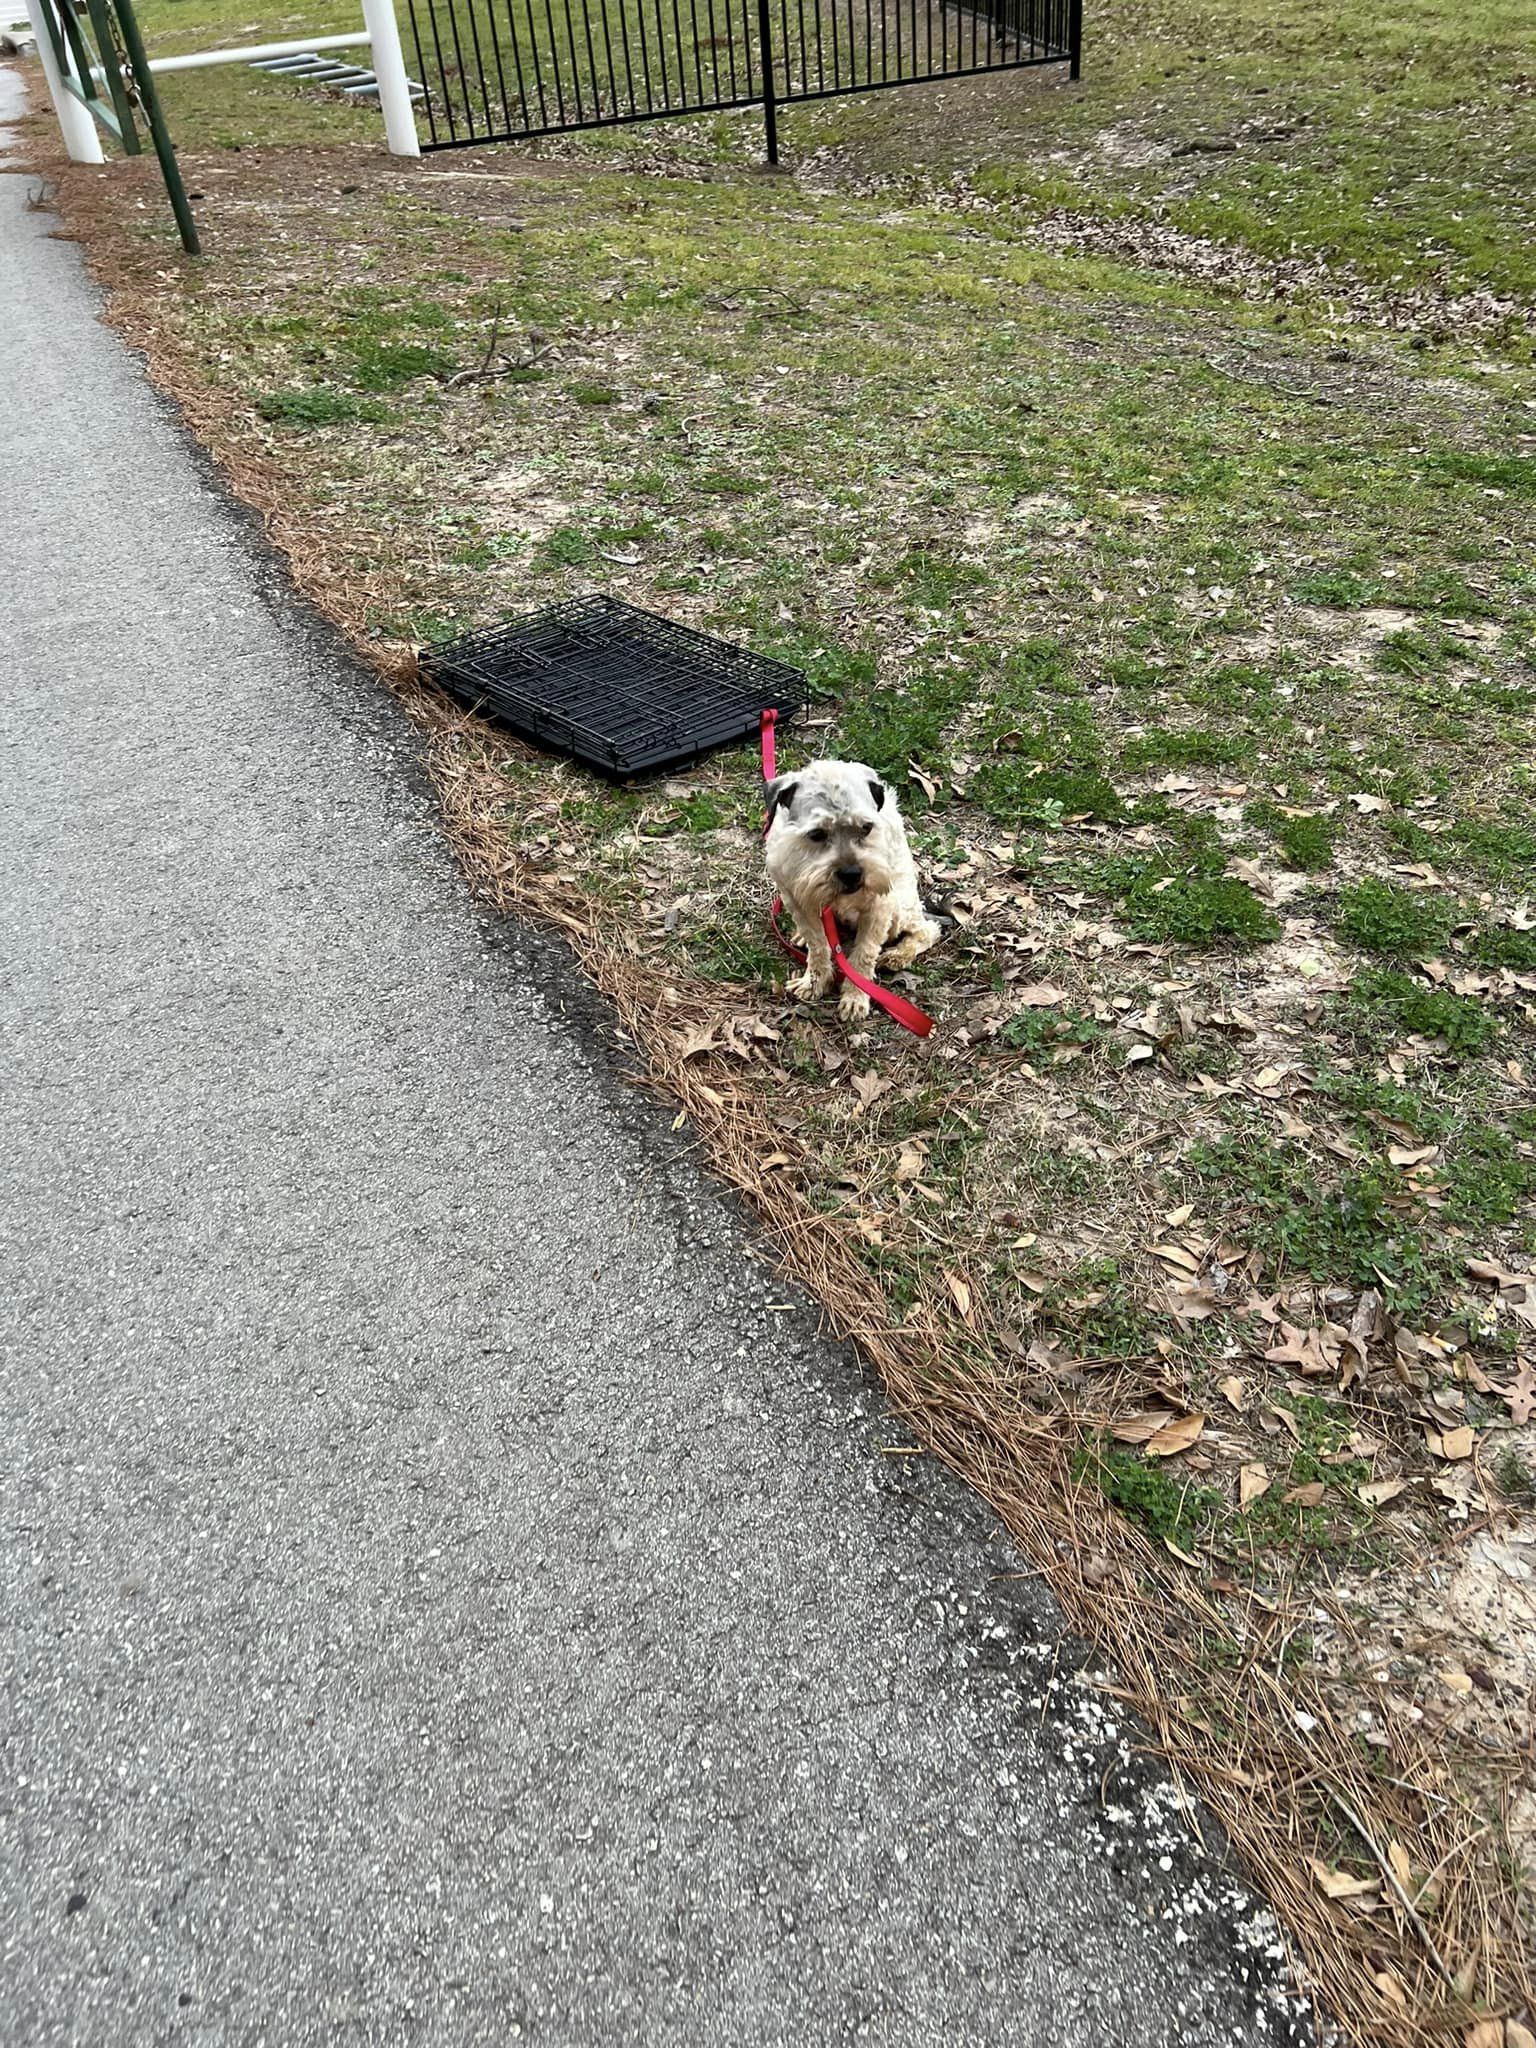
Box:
1068;0;1081;74
755;0;777;160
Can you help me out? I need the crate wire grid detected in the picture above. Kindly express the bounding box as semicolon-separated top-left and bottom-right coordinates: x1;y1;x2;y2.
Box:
421;595;807;778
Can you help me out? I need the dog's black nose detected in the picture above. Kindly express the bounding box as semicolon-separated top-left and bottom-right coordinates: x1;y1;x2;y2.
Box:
835;864;865;893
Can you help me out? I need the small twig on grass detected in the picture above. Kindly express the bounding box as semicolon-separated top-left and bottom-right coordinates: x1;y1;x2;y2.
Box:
1326;1786;1457;1989
441;332;557;390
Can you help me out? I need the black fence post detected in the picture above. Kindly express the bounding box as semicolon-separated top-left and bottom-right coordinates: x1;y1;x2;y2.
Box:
756;0;778;163
1068;0;1082;78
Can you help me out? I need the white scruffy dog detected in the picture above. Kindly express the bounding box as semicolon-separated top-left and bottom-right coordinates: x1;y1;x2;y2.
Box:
765;760;941;1022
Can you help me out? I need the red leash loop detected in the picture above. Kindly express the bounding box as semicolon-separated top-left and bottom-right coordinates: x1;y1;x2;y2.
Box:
760;712;934;1039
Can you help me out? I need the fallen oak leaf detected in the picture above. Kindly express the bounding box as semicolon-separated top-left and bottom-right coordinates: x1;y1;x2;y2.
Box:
1282;1481;1326;1507
1014;983;1067;1007
1145;1411;1205;1457
1239;1462;1271;1506
1388;1141;1439;1168
893;1143;926;1184
850;1069;895;1111
943;1270;974;1321
1164;1280;1220;1323
1265;1403;1304;1445
677;1022;723;1059
1358;1477;1408;1508
1309;1860;1379;1900
1503;1361;1536;1427
1111;1411;1174;1446
1426;1425;1475;1462
1218;1375;1247;1411
1150;1242;1203;1275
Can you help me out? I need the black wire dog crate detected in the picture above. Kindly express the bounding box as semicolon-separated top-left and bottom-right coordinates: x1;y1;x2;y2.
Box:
420;595;807;779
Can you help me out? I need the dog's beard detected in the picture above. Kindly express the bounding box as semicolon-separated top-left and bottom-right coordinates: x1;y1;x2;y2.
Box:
777;843;894;913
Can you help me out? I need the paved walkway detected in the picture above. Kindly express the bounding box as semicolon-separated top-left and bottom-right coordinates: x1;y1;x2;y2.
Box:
0;84;1303;2047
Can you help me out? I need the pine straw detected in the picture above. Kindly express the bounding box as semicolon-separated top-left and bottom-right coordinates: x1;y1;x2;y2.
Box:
40;140;1534;2048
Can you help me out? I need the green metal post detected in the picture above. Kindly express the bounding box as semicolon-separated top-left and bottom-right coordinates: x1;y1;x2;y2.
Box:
109;0;201;254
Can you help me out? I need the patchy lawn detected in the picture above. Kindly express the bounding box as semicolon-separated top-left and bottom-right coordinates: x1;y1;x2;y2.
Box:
26;0;1536;2035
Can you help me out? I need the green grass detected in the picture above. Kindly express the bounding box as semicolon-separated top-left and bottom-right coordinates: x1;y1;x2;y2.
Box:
1332;878;1459;960
1191;1126;1442;1307
1074;1437;1222;1548
255;387;390;426
1246;802;1337;872
1123;872;1278;948
1344;968;1498;1056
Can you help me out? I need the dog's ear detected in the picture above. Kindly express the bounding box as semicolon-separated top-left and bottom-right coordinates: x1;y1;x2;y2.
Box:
867;777;887;811
765;777;798;825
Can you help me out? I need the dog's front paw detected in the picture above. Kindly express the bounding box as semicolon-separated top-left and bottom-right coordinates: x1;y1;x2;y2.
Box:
837;984;871;1023
790;967;833;1002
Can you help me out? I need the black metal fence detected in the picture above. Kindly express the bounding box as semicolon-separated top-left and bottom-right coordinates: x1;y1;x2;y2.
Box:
402;0;1079;156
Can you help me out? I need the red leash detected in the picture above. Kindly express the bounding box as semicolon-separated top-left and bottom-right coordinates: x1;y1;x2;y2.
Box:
760;711;934;1039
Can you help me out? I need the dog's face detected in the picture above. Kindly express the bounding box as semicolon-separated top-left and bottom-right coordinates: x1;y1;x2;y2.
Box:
765;759;896;910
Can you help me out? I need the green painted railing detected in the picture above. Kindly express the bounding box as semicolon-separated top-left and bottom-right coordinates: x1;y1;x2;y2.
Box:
35;0;200;252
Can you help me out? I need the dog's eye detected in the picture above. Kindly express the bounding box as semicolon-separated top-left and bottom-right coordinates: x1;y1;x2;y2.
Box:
806;828;829;844
858;822;874;840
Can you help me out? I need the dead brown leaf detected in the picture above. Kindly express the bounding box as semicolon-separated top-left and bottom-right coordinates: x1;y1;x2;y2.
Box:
1218;1374;1247;1411
1358;1477;1408;1508
944;1270;974;1321
893;1143;926;1184
851;1069;894;1111
1111;1411;1173;1446
1145;1411;1205;1457
1309;1859;1379;1900
1388;1141;1439;1168
1426;1425;1476;1462
1502;1361;1535;1426
1164;1280;1220;1322
1373;1970;1407;2010
1239;1462;1272;1506
1150;1242;1202;1275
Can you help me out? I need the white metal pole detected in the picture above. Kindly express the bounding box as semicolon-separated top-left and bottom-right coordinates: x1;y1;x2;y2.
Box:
357;0;418;156
23;0;104;162
146;33;374;72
